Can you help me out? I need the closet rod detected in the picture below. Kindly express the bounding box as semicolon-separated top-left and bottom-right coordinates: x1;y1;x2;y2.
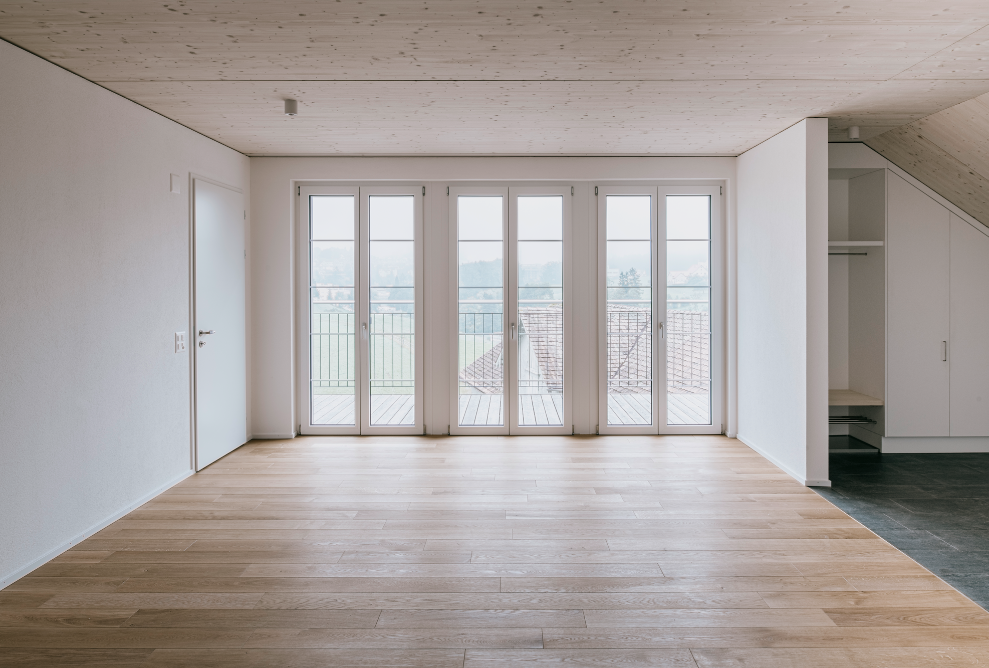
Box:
829;251;868;256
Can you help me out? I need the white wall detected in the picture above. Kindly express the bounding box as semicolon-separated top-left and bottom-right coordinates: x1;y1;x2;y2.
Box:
250;157;735;438
736;119;830;486
0;41;249;587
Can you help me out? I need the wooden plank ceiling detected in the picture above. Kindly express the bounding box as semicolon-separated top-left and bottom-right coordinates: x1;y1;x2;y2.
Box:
868;91;989;227
1;1;989;155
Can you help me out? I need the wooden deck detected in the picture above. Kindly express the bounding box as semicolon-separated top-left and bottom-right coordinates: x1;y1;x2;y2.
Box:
317;393;709;428
313;394;414;426
5;435;987;667
609;393;711;426
458;394;564;427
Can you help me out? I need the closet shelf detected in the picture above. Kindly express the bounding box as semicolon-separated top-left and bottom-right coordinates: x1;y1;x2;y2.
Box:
829;389;884;406
828;240;884;247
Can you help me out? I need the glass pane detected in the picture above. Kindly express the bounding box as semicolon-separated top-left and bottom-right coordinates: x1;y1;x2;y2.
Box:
369;195;414;240
518;196;563;240
458;196;503;240
518;241;562;287
605;196;652;426
607;196;651;240
310;194;357;426
518;197;563;427
368;197;415;426
311;196;355;240
666;196;711;426
667;287;710;319
311;242;354;287
310;307;356;426
607;241;651;307
458;242;504;287
458;196;504;426
369;241;414;288
667;240;710;287
667;196;711;240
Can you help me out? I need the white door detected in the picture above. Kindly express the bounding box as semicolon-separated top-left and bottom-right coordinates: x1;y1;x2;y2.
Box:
298;186;424;435
597;186;722;434
950;213;989;436
886;172;950;437
194;178;247;469
449;186;573;435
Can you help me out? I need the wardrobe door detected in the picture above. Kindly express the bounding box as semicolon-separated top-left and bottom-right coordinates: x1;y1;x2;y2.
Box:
886;172;950;437
950;214;989;436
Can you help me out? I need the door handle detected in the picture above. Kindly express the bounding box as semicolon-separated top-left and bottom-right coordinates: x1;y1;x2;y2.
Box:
362;322;368;340
942;340;948;362
510;323;516;340
198;330;215;336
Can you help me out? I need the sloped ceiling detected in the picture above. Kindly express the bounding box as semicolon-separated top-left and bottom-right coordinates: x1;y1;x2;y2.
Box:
867;92;989;227
2;1;989;155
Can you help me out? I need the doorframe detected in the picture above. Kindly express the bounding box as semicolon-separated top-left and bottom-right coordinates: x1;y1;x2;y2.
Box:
190;174;246;469
297;185;362;435
507;186;574;435
449;186;511;435
597;186;661;435
358;185;425;435
657;185;724;435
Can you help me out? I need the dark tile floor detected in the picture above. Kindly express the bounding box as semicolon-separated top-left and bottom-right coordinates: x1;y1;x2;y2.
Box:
816;439;989;609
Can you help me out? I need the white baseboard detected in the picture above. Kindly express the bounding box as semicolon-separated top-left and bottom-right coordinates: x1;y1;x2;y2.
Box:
0;468;193;591
251;432;297;439
737;433;831;487
882;437;989;453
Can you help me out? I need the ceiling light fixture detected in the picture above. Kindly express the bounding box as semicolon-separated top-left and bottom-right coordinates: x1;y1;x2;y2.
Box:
284;99;298;117
847;125;860;140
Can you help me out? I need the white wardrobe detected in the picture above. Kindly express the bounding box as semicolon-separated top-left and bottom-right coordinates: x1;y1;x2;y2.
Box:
829;143;989;453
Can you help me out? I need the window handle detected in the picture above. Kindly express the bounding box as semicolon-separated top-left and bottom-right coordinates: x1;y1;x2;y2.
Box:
659;321;665;339
362;322;368;340
510;323;516;340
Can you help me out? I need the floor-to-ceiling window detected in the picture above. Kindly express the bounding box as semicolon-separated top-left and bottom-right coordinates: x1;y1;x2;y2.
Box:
298;180;719;437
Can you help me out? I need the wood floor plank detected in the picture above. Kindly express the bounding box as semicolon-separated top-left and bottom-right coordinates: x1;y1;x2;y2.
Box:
121;609;382;628
254;592;768;610
4;434;985;666
143;648;468;666
0;609;138;628
824;607;989;626
581;608;836;627
0;648;153;666
691;648;989;667
375;609;586;628
464;648;696;666
501;577;857;593
543;627;989;648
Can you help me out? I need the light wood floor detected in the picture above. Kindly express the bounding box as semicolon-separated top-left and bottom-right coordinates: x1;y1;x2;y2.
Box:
4;436;989;667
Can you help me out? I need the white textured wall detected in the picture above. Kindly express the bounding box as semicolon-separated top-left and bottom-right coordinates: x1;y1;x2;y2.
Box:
249;157;734;437
0;41;249;586
736;119;829;485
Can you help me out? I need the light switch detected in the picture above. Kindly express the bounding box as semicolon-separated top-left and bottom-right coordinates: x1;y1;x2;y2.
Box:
170;174;181;194
175;332;187;353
